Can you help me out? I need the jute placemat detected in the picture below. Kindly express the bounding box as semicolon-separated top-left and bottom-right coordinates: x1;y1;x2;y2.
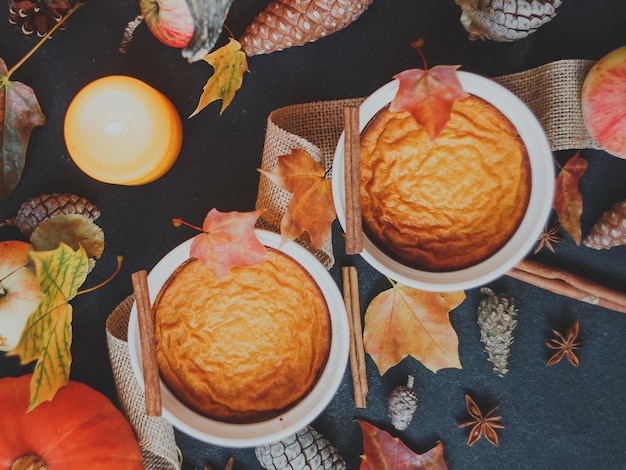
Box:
105;296;180;470
106;59;596;468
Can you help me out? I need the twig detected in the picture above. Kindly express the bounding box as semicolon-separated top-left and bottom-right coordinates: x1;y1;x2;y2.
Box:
343;106;363;254
342;266;367;408
508;259;626;314
131;270;162;416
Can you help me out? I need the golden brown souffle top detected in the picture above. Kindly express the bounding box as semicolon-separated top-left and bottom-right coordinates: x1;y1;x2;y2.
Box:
360;95;531;272
153;249;331;424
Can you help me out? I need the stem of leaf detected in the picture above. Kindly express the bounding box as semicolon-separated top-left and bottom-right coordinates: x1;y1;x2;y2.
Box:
4;1;87;81
172;218;204;232
77;255;123;296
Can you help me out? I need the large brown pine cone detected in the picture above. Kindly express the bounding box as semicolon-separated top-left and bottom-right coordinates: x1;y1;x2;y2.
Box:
239;0;373;56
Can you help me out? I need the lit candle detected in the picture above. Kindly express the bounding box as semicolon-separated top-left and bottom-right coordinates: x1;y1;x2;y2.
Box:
64;75;183;185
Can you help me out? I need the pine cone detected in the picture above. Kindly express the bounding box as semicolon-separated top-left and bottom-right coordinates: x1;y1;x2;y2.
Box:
387;375;418;431
8;0;74;37
1;193;100;238
255;426;346;470
455;0;562;42
477;287;518;377
583;200;626;250
239;0;373;56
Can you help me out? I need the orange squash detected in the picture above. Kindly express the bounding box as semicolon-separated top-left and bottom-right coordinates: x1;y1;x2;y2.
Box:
0;374;143;470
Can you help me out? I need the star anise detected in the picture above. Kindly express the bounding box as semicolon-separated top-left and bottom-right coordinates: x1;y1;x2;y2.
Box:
458;394;504;447
546;319;583;366
534;224;564;254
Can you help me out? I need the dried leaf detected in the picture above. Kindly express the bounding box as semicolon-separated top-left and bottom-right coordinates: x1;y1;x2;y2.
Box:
189;208;268;278
190;37;249;117
8;243;89;410
0;58;46;200
390;64;468;143
258;149;336;250
0;241;43;351
30;214;105;260
363;283;465;374
553;152;588;244
358;420;448;470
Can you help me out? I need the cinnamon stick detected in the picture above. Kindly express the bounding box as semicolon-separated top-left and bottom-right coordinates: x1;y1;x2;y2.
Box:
343;106;363;255
131;270;162;416
508;260;626;314
342;266;367;408
348;266;368;399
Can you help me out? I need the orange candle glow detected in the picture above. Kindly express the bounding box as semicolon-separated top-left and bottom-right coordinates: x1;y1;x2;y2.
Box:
64;75;183;185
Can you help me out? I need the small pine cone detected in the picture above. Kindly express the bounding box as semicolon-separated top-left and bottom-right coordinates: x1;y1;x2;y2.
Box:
239;0;373;56
255;426;346;470
9;0;74;37
455;0;562;42
477;287;518;377
2;193;100;238
583;200;626;250
387;375;418;431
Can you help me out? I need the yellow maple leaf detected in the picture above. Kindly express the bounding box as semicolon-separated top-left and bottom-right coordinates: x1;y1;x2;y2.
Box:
9;243;89;410
190;37;249;117
363;283;465;374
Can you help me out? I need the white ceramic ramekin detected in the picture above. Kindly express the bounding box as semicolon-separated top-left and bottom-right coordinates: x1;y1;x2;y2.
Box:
128;230;349;447
332;72;554;291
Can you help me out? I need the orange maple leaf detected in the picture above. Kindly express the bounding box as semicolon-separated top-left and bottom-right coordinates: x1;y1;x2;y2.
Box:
187;209;267;278
189;37;249;117
363;283;465;374
389;41;468;143
258;149;336;251
553;152;588;245
358;420;448;470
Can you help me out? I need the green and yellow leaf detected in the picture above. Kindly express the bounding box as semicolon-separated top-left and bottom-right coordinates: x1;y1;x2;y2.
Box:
9;243;89;410
190;38;249;117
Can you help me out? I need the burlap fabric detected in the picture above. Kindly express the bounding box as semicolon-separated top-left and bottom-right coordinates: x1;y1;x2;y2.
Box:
106;59;596;467
105;296;180;470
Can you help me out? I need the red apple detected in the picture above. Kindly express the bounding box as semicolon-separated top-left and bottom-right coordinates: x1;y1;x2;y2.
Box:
139;0;194;48
581;46;626;158
0;241;42;352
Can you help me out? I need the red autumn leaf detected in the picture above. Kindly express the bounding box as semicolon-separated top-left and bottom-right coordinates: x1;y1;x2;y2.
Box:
189;209;267;278
363;283;465;374
258;148;336;251
390;64;468;143
358;420;448;470
553;152;588;245
0;58;46;200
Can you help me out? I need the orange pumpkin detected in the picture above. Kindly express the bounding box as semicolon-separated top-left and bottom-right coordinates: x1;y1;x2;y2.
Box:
0;374;143;470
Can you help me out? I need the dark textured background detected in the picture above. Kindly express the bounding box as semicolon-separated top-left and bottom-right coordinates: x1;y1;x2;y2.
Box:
1;1;626;468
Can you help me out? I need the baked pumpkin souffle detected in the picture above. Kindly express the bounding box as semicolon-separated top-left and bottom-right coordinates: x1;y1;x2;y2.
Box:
153;249;331;424
360;95;531;272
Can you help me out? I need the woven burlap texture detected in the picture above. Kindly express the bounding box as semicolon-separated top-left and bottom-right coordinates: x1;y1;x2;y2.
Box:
106;296;179;470
256;60;598;268
492;59;598;151
106;59;596;466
